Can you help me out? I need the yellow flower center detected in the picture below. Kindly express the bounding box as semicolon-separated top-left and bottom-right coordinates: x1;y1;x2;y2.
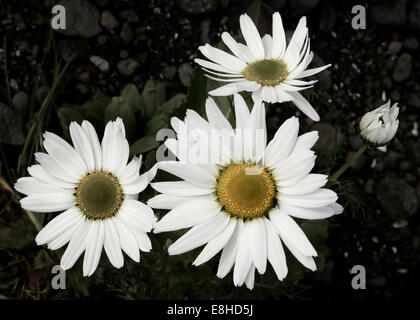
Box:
75;171;124;220
216;163;276;219
242;59;289;87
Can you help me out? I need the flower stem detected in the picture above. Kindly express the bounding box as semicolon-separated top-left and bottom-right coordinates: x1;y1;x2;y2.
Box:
329;143;369;183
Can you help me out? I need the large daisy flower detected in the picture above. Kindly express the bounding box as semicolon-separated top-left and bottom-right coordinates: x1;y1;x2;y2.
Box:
149;94;342;289
195;12;330;121
15;118;157;276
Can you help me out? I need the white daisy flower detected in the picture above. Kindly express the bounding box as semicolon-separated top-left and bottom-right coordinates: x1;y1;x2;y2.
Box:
149;94;342;290
15;118;157;276
359;100;399;146
195;12;331;122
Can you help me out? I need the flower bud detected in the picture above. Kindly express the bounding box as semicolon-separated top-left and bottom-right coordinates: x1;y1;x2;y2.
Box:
359;101;399;145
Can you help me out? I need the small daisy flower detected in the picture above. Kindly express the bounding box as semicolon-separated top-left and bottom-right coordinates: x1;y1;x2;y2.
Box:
149;95;342;290
359;100;399;146
15;118;157;276
195;12;330;122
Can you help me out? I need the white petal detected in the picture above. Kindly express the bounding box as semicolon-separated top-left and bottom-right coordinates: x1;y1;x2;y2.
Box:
27;164;74;189
221;32;253;62
81;120;103;170
199;44;247;73
119;156;142;185
35;153;79;183
151;181;213;197
168;213;230;255
282;17;307;70
217;219;244;278
269;209;317;256
264;117;299;168
239;14;265;60
158;162;216;188
43;132;86;178
234;93;251;129
195;58;241;74
262;34;273;59
35;207;83;245
20;192;75;213
193;218;237;266
69;122;95;172
279;174;327;195
264;218;287;280
15;177;63;195
280;202;341;220
272;149;315;181
103;219;124;268
279;188;338;208
147;194;192;210
233;223;253;286
102;118;129;175
205;97;233;130
271;12;287;59
245;264;255;290
113;217;140;262
60;220;91;270
248;218;267;274
83;222;105;276
153;196;221;233
282;236;317;271
292;131;318;153
288;91;320;122
119;200;156;232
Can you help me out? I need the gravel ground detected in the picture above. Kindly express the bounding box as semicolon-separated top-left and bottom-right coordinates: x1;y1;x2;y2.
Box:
0;0;419;300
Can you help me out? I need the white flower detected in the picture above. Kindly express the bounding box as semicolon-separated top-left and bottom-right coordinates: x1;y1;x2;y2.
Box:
359;100;399;145
15;118;157;276
195;12;330;122
149;94;342;290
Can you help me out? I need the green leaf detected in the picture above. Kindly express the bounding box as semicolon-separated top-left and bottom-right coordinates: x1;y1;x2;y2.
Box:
57;106;86;138
130;136;160;157
104;97;136;141
184;68;208;117
121;84;143;113
142;80;166;119
246;0;262;25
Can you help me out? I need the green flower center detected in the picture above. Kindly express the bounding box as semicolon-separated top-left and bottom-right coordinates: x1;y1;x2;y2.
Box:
243;59;289;87
216;163;276;219
75;171;124;220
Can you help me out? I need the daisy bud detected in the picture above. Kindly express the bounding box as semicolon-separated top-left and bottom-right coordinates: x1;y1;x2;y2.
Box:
359;100;399;146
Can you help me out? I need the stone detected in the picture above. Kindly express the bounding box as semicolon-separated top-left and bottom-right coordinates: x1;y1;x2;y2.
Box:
392;53;412;82
408;0;420;30
0;103;26;145
178;0;217;14
120;22;133;44
56;0;102;38
89;55;110;72
375;177;418;217
120;10;139;23
178;63;194;87
403;36;419;50
163;65;177;80
117;59;139;77
407;92;420;108
369;0;406;26
388;41;402;54
101;10;119;30
289;0;320;14
11;91;29;117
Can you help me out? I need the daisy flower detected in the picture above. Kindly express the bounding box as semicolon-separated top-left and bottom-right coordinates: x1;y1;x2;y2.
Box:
149;95;342;289
15;118;157;276
195;12;330;121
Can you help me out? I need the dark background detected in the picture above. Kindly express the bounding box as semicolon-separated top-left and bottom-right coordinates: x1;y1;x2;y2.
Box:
0;0;419;300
